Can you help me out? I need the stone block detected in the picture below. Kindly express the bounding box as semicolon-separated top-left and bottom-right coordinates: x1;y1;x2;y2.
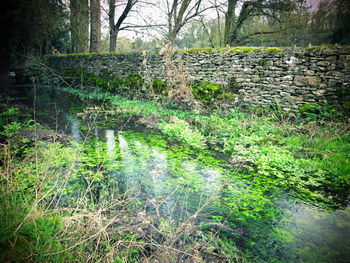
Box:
294;75;321;86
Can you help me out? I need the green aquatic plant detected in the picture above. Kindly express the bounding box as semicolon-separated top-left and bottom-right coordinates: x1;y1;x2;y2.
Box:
159;117;206;149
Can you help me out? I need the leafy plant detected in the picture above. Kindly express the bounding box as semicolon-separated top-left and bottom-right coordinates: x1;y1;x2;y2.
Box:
159;117;206;149
192;81;223;104
152;79;167;95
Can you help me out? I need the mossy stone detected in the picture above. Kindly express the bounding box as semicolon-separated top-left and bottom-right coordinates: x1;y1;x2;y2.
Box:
299;103;321;115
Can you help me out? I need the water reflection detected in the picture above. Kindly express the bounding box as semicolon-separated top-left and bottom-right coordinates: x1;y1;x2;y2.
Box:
106;129;116;159
290;204;350;263
70;115;82;142
100;131;222;219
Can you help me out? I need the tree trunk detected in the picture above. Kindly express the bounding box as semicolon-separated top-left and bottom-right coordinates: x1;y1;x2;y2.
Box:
90;0;101;53
70;0;89;53
224;0;237;46
224;0;253;46
109;0;136;52
109;0;116;52
109;30;119;52
167;31;177;45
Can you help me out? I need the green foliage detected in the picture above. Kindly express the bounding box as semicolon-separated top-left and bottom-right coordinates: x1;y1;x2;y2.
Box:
123;73;145;89
191;81;226;104
0;190;67;262
152;79;167;94
18;216;65;261
218;92;235;99
1;122;22;137
298;102;344;122
58;67;146;98
0;107;21;132
25;59;61;85
159;117;206;149
299;103;322;115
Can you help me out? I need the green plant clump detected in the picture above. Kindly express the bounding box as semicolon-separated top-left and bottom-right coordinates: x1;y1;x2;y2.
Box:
152;79;167;94
57;68;146;98
264;47;283;54
299;103;322;115
192;81;223;104
177;48;215;54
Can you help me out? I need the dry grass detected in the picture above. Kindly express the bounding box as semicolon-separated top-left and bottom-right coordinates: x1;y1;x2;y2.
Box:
161;45;198;108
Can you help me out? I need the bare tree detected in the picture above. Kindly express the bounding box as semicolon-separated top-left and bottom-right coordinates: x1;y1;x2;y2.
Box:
107;0;166;52
108;0;138;52
162;0;216;44
70;0;89;53
90;0;101;52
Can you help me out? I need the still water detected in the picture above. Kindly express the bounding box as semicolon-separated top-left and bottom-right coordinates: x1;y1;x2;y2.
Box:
10;85;350;262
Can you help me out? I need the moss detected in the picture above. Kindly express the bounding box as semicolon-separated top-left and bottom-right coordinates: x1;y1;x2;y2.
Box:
58;67;145;94
47;50;143;59
177;48;215;54
218;92;235;99
192;81;223;104
229;46;262;54
299;103;322;115
264;47;282;54
191;81;237;104
217;47;231;53
87;54;95;60
47;45;350;60
305;45;337;51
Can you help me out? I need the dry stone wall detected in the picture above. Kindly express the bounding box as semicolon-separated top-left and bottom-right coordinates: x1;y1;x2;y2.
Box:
48;46;350;111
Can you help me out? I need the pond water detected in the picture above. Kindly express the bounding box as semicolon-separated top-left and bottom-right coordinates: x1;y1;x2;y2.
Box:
10;85;350;262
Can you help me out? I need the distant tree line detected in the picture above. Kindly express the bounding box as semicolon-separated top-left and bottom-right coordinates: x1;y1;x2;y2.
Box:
1;0;349;71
